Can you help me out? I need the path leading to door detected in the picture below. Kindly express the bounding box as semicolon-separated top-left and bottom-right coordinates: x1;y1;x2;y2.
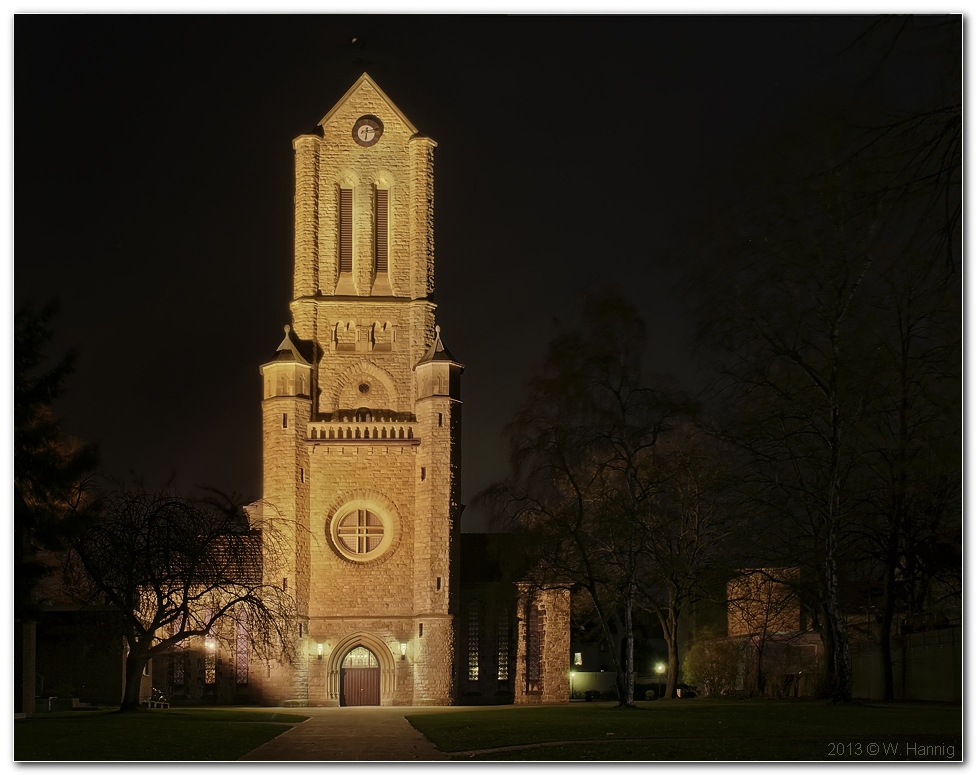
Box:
240;706;488;761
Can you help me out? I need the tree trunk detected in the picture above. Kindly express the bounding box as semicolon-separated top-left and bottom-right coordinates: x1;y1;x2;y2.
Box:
754;635;766;697
120;651;147;711
817;606;835;698
665;607;680;699
619;593;636;707
824;528;853;703
16;619;36;715
879;540;898;701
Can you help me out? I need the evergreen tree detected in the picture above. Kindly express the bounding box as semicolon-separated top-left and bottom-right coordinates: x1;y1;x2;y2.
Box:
14;301;99;619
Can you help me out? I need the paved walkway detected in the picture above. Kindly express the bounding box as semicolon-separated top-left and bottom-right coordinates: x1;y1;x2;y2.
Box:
240;705;499;762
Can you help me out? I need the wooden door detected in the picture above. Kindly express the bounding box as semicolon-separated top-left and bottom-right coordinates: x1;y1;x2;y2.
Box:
340;646;381;706
341;667;380;706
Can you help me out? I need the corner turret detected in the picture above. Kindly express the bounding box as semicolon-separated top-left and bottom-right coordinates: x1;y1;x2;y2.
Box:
415;325;463;401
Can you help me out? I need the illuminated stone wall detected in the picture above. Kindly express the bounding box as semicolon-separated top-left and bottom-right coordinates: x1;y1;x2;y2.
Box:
513;585;571;705
727;568;801;638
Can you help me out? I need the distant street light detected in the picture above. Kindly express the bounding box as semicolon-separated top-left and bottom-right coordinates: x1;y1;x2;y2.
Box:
655;662;666;698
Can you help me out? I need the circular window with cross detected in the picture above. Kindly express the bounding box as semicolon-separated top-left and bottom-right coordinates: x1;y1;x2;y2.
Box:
330;505;395;562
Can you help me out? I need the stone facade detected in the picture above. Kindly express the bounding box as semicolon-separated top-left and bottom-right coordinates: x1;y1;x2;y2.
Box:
727;568;801;638
249;74;461;706
513;583;571;705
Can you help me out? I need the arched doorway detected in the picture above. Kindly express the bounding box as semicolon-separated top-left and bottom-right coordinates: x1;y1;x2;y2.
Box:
340;646;381;706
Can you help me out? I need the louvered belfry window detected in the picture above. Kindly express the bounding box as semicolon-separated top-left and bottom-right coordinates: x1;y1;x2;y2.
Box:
375;188;389;274
339;187;353;274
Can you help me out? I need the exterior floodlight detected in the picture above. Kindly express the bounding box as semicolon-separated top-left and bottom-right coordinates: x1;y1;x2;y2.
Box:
317;643;324;660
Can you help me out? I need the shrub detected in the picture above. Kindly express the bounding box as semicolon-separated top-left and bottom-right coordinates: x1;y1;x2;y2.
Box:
683;639;746;697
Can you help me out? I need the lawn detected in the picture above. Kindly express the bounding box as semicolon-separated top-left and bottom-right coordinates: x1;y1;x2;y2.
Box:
14;707;309;761
406;700;962;761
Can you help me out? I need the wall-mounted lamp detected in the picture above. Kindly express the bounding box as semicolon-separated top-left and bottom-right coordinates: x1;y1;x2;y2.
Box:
399;642;407;661
317;643;324;661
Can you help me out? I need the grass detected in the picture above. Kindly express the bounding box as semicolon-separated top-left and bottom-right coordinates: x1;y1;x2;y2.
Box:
406;700;962;761
14;707;309;761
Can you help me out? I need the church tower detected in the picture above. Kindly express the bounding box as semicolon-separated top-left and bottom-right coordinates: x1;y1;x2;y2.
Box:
256;74;462;706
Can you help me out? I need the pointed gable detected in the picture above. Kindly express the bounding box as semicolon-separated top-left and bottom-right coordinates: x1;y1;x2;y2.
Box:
317;73;425;142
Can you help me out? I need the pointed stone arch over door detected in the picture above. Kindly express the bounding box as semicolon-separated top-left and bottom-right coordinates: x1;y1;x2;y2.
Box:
327;632;398;706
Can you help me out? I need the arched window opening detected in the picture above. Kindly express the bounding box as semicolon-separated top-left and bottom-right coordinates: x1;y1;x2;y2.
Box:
526;604;542;693
497;613;510;682
236;611;249;685
342;646;379;668
467;605;481;681
204;611;217;686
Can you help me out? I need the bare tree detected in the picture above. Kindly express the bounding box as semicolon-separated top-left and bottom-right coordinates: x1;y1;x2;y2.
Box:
727;568;806;696
695;93;960;701
634;423;740;699
696;154;885;702
812;16;962;701
64;485;297;711
480;291;690;706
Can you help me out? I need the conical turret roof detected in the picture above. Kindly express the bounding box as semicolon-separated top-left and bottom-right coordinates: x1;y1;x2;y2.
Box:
270;325;310;365
416;325;463;368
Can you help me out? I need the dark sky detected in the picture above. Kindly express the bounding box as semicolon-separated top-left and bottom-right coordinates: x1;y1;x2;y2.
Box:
14;15;955;530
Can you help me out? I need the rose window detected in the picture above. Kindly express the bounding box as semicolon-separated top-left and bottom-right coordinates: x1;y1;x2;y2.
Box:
336;509;384;554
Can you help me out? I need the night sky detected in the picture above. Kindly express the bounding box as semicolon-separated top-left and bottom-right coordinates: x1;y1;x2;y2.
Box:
14;15;955;530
